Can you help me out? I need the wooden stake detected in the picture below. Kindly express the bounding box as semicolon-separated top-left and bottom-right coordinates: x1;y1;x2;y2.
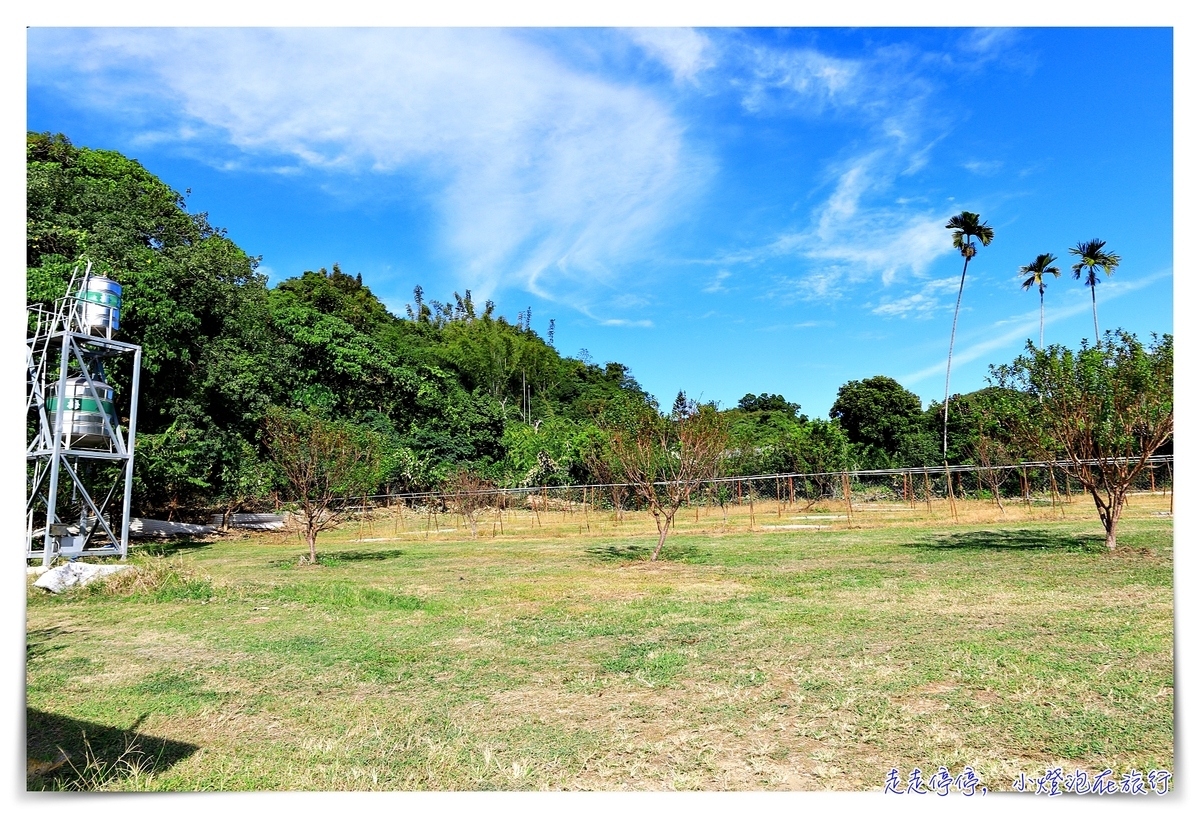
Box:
943;463;958;523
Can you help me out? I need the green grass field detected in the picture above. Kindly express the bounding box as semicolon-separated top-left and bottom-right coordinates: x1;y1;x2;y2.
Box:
26;493;1174;791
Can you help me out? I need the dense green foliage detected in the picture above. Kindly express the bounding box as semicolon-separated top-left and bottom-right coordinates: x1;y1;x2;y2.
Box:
28;132;1117;518
25;133;669;516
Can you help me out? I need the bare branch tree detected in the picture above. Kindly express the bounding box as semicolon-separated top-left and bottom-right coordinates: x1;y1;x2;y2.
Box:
581;433;629;521
264;408;382;564
445;469;495;538
609;400;728;561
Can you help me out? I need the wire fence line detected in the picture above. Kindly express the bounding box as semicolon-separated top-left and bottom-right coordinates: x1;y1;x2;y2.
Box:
332;454;1174;508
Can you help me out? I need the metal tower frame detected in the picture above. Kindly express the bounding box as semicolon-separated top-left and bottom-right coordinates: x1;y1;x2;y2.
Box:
26;263;142;566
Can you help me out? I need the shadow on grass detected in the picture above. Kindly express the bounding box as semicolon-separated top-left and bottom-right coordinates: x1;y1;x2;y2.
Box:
317;548;405;566
131;539;212;558
267;548;406;569
909;529;1107;553
586;542;652;562
26;709;199;790
27;628;67;661
585;540;711;563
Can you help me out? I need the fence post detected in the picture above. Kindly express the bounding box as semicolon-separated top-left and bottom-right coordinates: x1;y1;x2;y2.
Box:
841;472;854;526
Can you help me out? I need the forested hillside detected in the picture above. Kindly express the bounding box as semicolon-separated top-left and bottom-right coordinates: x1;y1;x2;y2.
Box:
27;132;1046;519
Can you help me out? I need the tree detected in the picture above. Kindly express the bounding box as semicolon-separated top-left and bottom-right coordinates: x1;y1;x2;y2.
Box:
942;211;995;457
1019;253;1061;349
263;408;382;564
215;438;276;531
989;331;1172;550
671;390;692;419
736;393;802;417
829;376;923;458
1069;239;1121;344
445;469;496;538
608;401;728;561
579;428;630;520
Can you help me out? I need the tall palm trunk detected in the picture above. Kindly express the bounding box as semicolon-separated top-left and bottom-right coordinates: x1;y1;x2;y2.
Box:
942;255;970;458
1091;282;1100;344
1039;288;1045;349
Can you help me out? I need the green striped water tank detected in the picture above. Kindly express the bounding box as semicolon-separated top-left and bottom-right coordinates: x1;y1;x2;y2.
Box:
47;376;118;448
80;274;122;336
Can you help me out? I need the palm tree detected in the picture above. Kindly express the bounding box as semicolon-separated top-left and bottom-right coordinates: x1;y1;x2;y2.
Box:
942;211;995;459
1069;239;1121;344
1019;253;1061;349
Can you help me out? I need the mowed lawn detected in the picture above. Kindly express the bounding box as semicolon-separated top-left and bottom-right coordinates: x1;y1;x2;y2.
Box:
26;494;1174;791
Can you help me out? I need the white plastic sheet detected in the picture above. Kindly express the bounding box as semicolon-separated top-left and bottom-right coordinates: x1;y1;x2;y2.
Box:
32;562;130;593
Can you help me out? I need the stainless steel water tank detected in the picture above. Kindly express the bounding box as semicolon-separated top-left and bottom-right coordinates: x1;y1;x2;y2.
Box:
80;275;122;337
48;376;118;449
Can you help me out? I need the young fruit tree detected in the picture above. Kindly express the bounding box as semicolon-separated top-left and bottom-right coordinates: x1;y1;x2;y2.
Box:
608;399;729;561
579;426;629;521
989;331;1172;550
264;407;383;564
445;468;495;538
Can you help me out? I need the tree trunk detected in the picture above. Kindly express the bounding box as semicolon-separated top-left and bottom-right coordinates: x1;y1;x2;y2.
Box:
306;527;318;565
1091;282;1100;345
1039;290;1045;349
1096;489;1125;551
943;255;971;457
650;510;672;561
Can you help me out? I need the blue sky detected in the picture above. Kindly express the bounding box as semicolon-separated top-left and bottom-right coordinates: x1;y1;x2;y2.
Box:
26;26;1173;416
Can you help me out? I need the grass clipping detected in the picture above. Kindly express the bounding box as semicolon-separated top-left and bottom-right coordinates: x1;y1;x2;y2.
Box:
86;556;213;602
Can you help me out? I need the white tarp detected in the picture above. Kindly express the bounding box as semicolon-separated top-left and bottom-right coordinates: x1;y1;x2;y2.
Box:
129;518;216;538
207;513;285;530
32;562;130;593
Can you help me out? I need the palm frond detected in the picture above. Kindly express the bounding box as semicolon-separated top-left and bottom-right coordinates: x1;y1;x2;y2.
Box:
1019;252;1060;290
945;210;994;257
1070;239;1121;281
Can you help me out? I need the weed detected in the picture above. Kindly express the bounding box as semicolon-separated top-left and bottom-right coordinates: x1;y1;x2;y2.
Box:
269;582;424;610
30;732;154;791
84;556;214;601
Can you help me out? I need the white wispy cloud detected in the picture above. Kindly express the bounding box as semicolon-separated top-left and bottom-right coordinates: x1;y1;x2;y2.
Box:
600;318;654;328
627;28;716;83
703;270;731;293
963;159;1003;176
738;46;862;114
769;152;956;296
899;268;1173;384
28;28;700;310
871;276;962;319
723;36;958;300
